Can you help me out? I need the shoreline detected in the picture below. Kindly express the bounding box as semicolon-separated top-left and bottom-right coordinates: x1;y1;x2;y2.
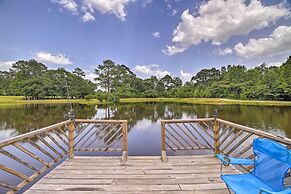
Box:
0;96;290;107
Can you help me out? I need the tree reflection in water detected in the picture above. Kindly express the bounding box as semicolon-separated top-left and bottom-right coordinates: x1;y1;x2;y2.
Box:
0;103;290;141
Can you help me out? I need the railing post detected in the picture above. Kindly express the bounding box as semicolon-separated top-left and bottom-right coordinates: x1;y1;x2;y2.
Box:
122;121;128;163
213;109;220;154
68;110;75;159
161;121;167;162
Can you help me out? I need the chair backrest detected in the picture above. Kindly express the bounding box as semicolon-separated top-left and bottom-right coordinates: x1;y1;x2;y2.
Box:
252;138;291;192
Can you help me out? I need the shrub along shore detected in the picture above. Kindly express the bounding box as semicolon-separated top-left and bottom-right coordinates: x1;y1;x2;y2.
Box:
0;96;290;107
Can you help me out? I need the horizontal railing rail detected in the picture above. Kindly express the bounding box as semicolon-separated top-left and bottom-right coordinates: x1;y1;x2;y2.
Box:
0;118;128;194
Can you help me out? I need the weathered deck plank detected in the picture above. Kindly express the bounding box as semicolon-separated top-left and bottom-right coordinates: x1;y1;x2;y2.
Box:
25;155;238;193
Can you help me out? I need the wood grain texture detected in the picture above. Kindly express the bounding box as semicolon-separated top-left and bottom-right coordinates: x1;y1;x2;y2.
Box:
25;155;238;193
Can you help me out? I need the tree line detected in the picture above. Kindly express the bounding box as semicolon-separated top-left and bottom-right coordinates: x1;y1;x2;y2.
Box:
0;60;95;99
0;56;290;101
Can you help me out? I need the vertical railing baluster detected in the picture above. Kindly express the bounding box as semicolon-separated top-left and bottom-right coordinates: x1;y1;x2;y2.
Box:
68;121;75;159
213;109;220;154
213;119;220;154
122;121;128;163
161;121;167;162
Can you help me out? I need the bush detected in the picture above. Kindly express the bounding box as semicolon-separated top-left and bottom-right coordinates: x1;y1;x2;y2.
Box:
84;94;95;101
95;91;107;102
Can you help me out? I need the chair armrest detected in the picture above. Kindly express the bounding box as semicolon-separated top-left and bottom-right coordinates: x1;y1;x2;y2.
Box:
215;154;255;166
260;188;291;194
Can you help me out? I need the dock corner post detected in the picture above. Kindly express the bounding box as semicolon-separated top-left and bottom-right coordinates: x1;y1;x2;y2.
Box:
213;109;220;154
68;122;75;159
161;121;167;162
122;121;128;163
68;111;75;159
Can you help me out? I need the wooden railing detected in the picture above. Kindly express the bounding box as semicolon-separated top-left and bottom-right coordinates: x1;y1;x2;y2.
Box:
1;116;290;192
73;119;128;161
215;118;291;172
0;119;128;193
0;120;70;193
160;118;215;161
161;118;291;170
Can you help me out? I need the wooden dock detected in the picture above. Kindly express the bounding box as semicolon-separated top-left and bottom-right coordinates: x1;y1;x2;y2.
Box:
25;155;238;194
1;117;291;193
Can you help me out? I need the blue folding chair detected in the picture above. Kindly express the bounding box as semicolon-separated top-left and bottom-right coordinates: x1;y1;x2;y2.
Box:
216;138;291;194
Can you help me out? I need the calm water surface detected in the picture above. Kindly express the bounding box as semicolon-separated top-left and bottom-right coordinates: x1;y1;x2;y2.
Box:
0;102;290;156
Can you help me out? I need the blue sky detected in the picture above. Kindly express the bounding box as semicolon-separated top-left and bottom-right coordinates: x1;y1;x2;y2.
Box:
0;0;291;82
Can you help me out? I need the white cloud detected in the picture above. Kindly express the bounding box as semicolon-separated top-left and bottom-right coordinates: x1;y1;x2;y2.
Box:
82;11;96;22
35;51;73;65
142;0;152;8
267;61;282;67
82;0;134;21
155;70;171;78
172;9;177;16
217;47;233;56
164;0;289;55
85;72;97;83
134;65;152;74
162;45;186;56
234;26;291;58
0;61;15;71
180;70;192;82
134;64;170;78
149;64;159;68
152;32;160;38
52;0;78;14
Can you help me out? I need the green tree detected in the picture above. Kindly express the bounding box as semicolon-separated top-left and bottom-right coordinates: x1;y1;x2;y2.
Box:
191;68;220;86
0;71;11;95
73;67;85;77
95;60;116;102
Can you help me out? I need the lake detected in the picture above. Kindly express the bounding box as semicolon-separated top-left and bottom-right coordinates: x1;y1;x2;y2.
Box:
0;102;290;156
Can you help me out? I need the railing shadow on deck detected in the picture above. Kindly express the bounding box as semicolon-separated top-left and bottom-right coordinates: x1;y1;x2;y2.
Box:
0;119;128;194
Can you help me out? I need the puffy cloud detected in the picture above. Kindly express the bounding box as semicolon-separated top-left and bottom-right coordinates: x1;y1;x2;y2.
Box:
216;47;233;56
82;11;96;22
134;65;152;74
35;51;72;65
152;32;160;38
0;60;15;71
51;0;78;14
234;26;291;58
180;70;192;82
162;45;186;56
155;70;171;78
134;64;170;78
51;0;134;21
82;0;134;21
164;0;289;55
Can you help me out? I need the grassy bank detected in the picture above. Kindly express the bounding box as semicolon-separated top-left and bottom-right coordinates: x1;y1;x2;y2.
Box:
120;98;291;106
0;96;290;107
0;96;100;107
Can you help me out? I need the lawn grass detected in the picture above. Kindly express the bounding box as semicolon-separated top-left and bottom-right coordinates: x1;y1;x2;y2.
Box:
120;98;291;106
0;96;100;107
0;96;290;107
